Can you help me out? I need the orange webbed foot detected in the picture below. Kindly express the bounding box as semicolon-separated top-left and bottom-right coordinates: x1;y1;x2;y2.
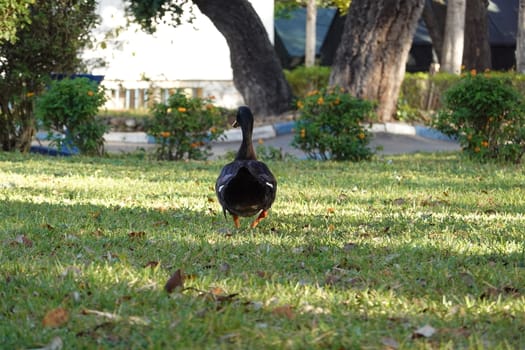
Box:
233;215;240;228
250;210;268;228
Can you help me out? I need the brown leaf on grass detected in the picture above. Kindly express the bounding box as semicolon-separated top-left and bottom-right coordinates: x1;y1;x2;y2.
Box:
199;287;239;303
12;234;33;247
412;324;437;339
326;207;335;214
144;261;159;269
90;211;101;220
91;228;104;237
128;231;146;239
392;198;406;205
381;337;399;349
153;220;168;227
256;271;270;279
165;269;184;293
43;307;69;328
41;223;55;230
32;336;63;350
272;305;295;319
343;242;357;252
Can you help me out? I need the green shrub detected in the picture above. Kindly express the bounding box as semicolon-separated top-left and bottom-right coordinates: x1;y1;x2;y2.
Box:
292;87;376;161
284;65;331;99
433;71;525;163
146;90;225;161
35;77;107;156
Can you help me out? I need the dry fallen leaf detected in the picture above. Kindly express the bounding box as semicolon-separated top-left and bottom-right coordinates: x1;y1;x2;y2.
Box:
412;324;437;339
381;337;399;349
31;336;63;350
42;307;69;328
144;261;159;269
128;231;146;239
165;269;184;293
12;234;33;247
272;305;295;319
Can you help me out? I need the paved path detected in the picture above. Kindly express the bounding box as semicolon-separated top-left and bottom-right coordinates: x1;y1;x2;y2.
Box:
104;132;460;158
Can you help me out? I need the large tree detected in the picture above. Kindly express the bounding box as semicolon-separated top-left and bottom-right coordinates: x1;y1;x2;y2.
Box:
423;0;489;71
0;0;99;151
440;0;466;74
463;0;491;71
517;0;525;73
127;0;293;118
329;0;425;122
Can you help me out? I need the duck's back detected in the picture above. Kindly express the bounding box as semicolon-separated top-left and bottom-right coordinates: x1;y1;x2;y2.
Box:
216;160;276;217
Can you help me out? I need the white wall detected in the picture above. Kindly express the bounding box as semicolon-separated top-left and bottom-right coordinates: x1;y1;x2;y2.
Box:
83;0;274;109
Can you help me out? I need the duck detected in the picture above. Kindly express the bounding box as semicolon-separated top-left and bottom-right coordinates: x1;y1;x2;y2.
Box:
215;106;277;228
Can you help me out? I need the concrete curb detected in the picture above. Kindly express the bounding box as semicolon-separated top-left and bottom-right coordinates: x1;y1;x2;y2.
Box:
37;121;454;145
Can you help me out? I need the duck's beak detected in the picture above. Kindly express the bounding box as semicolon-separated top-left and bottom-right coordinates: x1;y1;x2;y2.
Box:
232;120;239;128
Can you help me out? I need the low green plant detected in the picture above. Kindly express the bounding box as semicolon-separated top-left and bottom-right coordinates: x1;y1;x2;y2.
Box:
146;90;225;160
293;87;376;161
284;65;331;99
433;71;525;163
35;77;107;156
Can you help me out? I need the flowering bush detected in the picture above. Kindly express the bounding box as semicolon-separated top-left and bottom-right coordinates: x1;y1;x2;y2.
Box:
35;77;107;156
433;71;525;163
147;90;225;160
292;87;376;161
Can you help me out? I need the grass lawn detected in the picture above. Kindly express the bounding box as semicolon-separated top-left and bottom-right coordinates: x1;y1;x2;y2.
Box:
0;152;524;349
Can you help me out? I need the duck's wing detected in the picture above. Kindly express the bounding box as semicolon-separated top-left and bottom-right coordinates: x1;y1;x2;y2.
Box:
244;160;277;209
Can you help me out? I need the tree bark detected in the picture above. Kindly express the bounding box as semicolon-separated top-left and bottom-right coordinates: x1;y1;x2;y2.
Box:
329;0;425;122
463;0;491;71
440;0;466;74
305;0;317;67
421;0;446;63
193;0;293;118
517;0;525;73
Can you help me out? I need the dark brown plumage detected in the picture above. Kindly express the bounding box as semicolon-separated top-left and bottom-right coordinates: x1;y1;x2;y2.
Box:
215;106;277;228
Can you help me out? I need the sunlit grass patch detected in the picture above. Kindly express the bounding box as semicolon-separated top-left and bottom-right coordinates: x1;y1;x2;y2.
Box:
0;152;524;349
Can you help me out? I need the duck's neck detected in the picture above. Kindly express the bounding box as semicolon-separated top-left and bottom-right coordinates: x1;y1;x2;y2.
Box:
236;125;257;160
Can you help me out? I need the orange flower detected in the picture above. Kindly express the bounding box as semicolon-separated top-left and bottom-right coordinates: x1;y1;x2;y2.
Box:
159;131;171;138
300;128;306;138
317;97;324;105
358;132;365;140
190;141;204;148
474;146;481;153
470;69;477;76
26;92;35;97
481;141;489;148
177;107;187;113
296;100;304;109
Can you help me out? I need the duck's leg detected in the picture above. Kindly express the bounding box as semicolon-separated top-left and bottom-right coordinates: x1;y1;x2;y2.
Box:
250;210;268;228
233;215;240;228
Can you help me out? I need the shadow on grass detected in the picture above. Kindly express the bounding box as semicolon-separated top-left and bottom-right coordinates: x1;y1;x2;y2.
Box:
2;196;524;348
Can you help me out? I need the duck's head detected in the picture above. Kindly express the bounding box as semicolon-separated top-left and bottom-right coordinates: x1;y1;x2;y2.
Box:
232;106;254;130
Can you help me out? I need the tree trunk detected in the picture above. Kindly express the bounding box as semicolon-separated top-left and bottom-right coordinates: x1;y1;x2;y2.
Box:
305;0;317;67
421;0;446;63
329;0;425;122
193;0;293;118
463;0;491;71
440;0;466;74
517;0;525;73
